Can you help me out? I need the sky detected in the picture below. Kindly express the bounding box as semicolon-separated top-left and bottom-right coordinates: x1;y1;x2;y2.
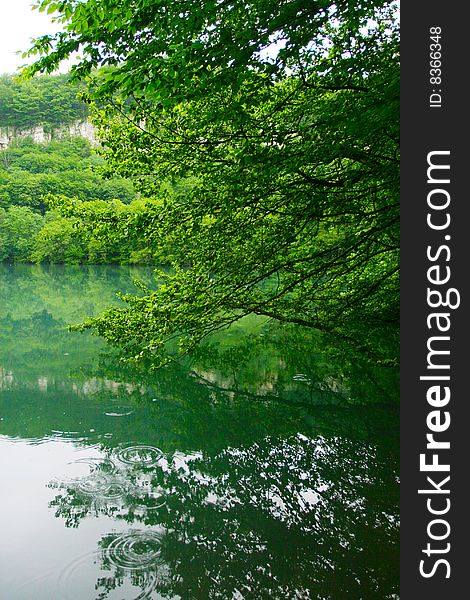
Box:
0;0;69;75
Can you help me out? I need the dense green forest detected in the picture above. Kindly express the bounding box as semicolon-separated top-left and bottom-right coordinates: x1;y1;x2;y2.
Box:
0;135;152;263
18;0;399;365
0;5;400;596
0;138;155;263
0;75;161;263
0;73;88;129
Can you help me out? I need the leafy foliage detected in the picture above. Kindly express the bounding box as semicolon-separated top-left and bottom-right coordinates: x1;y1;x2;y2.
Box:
0;73;88;129
0;206;44;261
0;137;136;213
0;135;150;263
1;264;398;599
25;0;400;364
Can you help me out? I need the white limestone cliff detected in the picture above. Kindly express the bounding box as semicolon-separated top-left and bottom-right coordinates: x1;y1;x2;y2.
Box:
0;119;97;149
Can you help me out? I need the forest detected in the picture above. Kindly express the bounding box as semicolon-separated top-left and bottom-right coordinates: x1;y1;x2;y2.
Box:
0;73;88;128
0;75;158;263
0;2;400;597
5;0;399;366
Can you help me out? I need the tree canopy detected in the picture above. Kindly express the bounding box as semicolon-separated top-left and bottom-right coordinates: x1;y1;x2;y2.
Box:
0;73;88;129
0;137;136;212
0;137;150;264
25;0;400;365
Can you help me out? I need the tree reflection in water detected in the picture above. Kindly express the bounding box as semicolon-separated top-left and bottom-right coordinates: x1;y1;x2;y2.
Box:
49;435;399;599
0;266;399;597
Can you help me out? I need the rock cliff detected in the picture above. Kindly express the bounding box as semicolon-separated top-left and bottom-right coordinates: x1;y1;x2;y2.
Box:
0;119;96;148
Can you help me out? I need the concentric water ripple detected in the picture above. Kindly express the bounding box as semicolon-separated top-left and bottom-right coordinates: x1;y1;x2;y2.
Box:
76;473;128;500
105;410;135;417
56;550;100;599
116;445;164;468
52;447;169;523
56;547;158;600
55;457;117;486
131;489;167;514
292;373;312;383
105;530;164;571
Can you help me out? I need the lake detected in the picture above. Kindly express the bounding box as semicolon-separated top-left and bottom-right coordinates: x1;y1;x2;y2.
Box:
0;264;399;599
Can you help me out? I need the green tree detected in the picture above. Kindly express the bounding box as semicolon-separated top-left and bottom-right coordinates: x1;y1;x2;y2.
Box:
0;205;44;261
31;212;87;263
0;73;88;129
42;196;164;264
0;136;137;214
26;0;400;365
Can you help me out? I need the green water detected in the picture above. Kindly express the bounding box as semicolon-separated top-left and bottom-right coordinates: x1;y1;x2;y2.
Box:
0;264;399;599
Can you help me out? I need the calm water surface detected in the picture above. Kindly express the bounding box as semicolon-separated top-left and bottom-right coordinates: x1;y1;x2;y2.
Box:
0;265;399;599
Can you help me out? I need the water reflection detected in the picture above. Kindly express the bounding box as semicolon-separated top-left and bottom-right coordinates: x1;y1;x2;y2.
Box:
98;530;169;600
0;264;398;408
49;436;399;599
0;265;399;598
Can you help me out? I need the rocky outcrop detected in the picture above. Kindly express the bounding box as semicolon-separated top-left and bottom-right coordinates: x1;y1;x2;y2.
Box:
0;119;97;148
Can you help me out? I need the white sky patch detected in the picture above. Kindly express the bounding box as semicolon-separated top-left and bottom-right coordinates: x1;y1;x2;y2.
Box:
257;35;287;63
0;0;74;75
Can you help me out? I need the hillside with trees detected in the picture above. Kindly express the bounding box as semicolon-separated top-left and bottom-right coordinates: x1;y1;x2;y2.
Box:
0;4;400;597
0;73;88;130
21;0;399;365
0;74;160;263
0;134;147;263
